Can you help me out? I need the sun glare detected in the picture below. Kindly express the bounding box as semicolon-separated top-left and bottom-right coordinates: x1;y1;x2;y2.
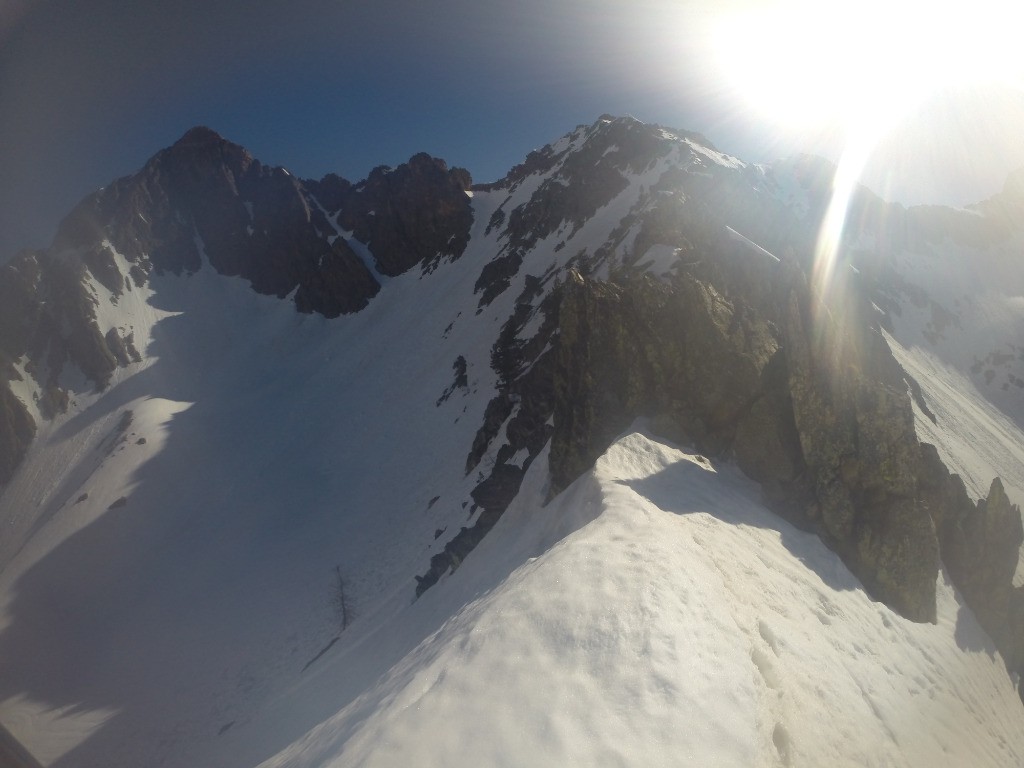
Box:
714;0;1024;342
715;0;1024;133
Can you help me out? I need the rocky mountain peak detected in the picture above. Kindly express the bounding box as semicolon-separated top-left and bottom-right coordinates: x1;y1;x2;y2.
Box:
151;124;257;183
173;125;228;148
0;129;481;490
486;114;672;193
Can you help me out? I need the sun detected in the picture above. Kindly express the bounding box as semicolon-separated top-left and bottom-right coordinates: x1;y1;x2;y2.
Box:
714;0;1024;137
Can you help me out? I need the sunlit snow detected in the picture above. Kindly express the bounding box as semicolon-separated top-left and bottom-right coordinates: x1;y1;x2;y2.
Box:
254;432;1024;768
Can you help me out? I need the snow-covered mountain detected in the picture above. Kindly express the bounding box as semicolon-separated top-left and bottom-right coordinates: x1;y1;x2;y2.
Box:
1;115;1024;767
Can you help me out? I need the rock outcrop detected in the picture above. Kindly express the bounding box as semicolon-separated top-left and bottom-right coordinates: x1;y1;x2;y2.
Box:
549;268;776;494
541;261;940;622
331;153;473;277
779;268;938;621
417;281;561;596
919;443;1024;666
0;382;34;486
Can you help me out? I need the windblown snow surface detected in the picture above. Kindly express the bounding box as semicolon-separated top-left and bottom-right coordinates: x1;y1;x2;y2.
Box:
2;123;1024;767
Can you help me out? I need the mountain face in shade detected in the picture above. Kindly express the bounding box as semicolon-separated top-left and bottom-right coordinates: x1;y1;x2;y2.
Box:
1;116;1023;767
0;126;473;485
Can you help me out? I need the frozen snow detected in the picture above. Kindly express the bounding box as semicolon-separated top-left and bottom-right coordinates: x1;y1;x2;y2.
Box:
684;138;745;170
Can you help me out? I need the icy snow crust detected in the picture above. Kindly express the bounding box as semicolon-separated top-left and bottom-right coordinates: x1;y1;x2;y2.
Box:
1;119;1023;766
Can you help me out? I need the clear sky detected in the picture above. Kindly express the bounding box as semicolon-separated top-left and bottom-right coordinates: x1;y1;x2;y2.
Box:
2;0;1023;259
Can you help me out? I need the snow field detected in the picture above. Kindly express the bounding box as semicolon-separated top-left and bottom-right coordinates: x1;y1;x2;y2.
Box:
0;181;543;766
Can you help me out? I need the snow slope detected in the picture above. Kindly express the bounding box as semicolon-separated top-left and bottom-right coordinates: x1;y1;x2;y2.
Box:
252;431;1024;768
876;220;1024;431
0;232;511;766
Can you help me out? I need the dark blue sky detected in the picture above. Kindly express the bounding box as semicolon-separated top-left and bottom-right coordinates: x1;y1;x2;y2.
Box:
2;0;1023;259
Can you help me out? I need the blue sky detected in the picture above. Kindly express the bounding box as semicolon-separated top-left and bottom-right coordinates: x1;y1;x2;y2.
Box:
2;0;1023;258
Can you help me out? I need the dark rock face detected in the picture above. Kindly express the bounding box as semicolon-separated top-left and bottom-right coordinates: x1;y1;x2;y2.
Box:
549;269;775;494
920;444;1024;665
303;173;352;213
955;478;1024;630
49;128;473;315
473;118;675;309
780;269;938;622
0;250;119;394
0;384;34;486
293;239;380;318
0;245;125;481
331;153;473;277
544;258;942;622
59;127;365;305
104;328;142;367
436;356;469;407
0;215;155;480
732;352;807;518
